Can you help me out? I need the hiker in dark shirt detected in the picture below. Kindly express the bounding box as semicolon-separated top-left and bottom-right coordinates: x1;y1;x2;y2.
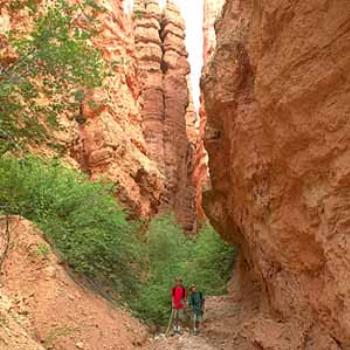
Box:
188;284;205;334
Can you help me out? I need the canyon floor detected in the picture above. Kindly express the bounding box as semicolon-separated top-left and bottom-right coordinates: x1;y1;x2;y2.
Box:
148;295;256;350
0;217;247;350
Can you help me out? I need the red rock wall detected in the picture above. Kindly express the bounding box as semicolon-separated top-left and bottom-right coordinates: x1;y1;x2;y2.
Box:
202;0;350;348
202;0;225;62
134;0;197;232
70;0;164;218
196;0;225;222
0;0;165;218
1;0;199;229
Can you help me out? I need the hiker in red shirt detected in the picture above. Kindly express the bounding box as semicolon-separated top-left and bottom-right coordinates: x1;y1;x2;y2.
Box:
171;277;187;334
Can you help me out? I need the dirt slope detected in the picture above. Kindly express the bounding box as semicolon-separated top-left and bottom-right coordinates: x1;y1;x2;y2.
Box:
0;216;148;350
0;291;45;350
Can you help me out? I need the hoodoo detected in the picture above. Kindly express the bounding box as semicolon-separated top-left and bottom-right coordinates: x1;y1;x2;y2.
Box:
134;0;198;232
202;0;350;348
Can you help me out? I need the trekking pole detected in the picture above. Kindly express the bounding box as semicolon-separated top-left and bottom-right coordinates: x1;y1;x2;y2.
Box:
165;308;174;337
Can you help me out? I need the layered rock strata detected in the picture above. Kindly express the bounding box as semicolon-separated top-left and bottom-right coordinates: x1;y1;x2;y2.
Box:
0;0;165;218
134;0;197;231
71;0;164;218
1;0;199;229
202;0;350;348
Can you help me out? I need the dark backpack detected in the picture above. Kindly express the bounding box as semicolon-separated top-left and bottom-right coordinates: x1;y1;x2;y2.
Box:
190;291;204;307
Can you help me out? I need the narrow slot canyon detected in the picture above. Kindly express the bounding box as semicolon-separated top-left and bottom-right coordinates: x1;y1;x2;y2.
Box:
0;0;350;349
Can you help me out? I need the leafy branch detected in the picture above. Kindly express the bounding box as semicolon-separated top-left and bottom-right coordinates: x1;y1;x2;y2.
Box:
0;0;106;156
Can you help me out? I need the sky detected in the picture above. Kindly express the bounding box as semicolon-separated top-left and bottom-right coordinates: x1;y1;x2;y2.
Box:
124;0;204;109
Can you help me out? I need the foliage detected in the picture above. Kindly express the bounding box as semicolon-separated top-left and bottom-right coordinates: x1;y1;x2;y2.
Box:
0;156;235;324
0;0;106;155
0;156;141;297
131;215;236;325
34;243;50;259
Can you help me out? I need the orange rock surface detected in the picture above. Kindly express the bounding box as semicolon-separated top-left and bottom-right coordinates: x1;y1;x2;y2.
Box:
134;0;198;231
202;0;350;348
1;0;201;227
196;0;225;222
0;217;147;349
70;0;165;218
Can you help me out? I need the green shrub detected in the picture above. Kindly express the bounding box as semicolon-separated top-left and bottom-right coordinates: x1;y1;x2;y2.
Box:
0;157;236;324
131;215;236;325
0;156;141;298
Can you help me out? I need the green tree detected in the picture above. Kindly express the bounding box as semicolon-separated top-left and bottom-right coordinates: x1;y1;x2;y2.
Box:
0;156;141;298
0;0;105;155
132;215;236;325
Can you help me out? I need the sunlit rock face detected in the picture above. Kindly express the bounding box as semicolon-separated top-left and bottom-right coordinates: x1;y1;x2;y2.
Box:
202;0;350;348
134;0;198;232
70;0;164;218
203;0;225;61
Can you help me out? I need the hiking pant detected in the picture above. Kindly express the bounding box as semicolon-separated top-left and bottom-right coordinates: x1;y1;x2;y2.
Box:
192;309;203;330
173;308;184;327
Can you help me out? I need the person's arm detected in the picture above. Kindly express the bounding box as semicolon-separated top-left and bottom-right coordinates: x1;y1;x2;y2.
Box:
188;293;193;308
171;287;175;308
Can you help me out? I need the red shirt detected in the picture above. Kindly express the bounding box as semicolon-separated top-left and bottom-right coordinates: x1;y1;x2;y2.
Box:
172;286;186;310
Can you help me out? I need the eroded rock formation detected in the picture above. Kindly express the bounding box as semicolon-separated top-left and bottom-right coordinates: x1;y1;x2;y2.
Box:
202;0;350;348
71;0;164;218
196;0;225;222
134;0;197;231
203;0;225;61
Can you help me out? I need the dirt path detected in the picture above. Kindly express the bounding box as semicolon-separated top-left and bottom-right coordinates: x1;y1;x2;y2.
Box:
147;296;248;350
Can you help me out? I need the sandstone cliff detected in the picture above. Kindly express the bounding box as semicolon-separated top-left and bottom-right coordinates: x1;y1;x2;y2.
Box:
202;0;350;348
1;0;200;229
0;0;164;218
70;0;164;218
196;0;225;222
134;0;197;232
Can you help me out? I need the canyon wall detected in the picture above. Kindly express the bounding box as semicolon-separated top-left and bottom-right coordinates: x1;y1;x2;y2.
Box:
134;0;197;231
203;0;225;61
70;0;165;218
202;0;350;348
1;0;199;229
196;0;225;221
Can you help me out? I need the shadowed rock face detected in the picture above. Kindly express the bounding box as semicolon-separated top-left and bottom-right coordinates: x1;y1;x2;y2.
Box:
134;0;198;232
196;0;225;222
202;0;350;348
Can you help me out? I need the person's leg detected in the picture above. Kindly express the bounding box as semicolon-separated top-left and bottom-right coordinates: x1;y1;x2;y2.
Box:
192;312;196;333
196;313;202;333
173;309;179;332
194;311;202;334
178;309;183;333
